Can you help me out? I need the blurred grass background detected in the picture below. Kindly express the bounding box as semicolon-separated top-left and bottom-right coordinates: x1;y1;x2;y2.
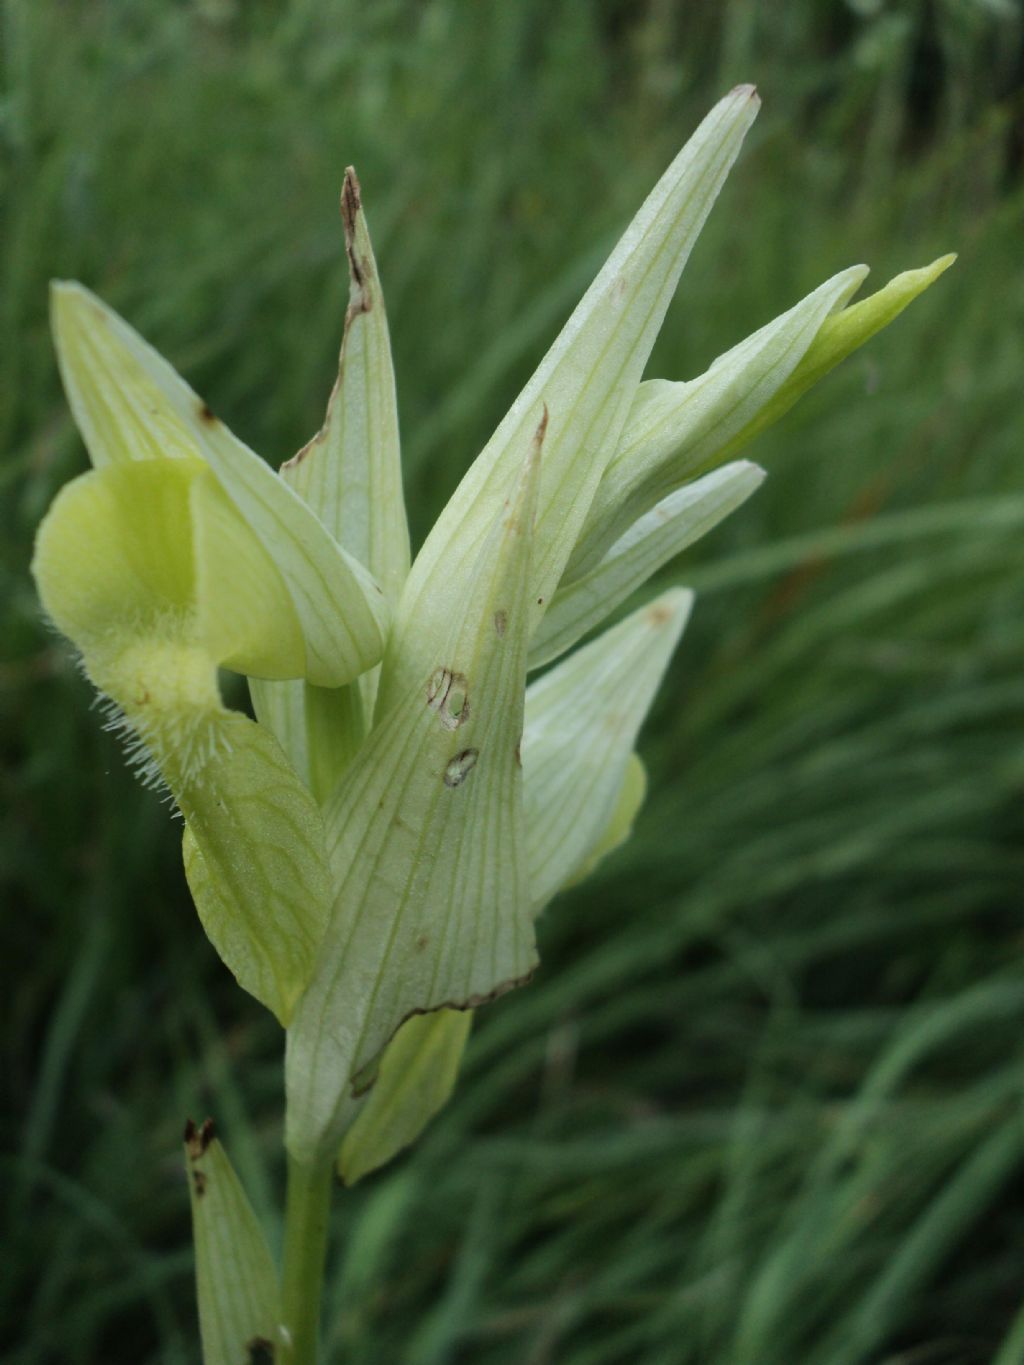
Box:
2;1;1023;1361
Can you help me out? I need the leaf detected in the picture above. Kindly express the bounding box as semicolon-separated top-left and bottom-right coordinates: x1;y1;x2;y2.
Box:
700;254;958;475
569;264;868;574
337;1010;473;1186
50;281;390;687
285;421;544;1164
524;589;692;910
377;85;760;716
184;1120;281;1365
529;460;763;670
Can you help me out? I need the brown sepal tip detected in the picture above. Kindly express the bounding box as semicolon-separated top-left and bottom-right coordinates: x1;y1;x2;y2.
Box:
184;1116;216;1160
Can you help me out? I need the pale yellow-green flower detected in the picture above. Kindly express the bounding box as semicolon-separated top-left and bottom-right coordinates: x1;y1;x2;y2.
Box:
33;85;953;1215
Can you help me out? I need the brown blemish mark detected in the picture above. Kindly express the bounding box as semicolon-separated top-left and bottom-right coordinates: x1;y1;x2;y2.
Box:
184;1116;215;1160
283;432;319;471
247;1337;275;1365
493;610;507;637
533;403;549;447
514;740;522;768
350;1055;379;1098
397;969;535;1024
198;402;217;424
415;934;430;952
340;166;362;240
646;603;674;626
340;166;373;315
191;1169;207;1197
443;748;479;788
536;597;544;606
426;667;470;730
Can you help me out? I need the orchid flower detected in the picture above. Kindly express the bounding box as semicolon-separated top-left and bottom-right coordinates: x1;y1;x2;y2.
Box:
32;86;952;1364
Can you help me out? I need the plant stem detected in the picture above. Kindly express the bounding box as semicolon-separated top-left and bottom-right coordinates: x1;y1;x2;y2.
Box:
280;1151;334;1365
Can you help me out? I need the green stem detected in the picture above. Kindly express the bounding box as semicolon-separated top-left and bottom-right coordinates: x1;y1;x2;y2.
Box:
280;1151;334;1365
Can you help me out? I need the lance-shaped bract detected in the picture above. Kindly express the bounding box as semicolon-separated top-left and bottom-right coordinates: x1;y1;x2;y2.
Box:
285;420;545;1164
376;85;760;718
184;1120;281;1365
253;168;410;798
334;591;688;1181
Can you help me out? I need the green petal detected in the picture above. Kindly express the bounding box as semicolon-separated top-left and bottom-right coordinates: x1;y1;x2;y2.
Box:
524;589;692;910
337;1010;473;1186
51;281;390;687
379;85;759;714
705;254;957;472
529;460;763;670
181;714;331;1027
570;264;867;574
184;1120;281;1365
285;422;544;1164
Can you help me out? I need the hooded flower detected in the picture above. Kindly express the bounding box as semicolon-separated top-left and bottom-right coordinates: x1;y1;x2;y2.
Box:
33;88;952;1176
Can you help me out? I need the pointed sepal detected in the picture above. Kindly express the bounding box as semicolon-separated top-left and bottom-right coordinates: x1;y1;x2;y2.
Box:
281;167;409;607
256;168;409;784
570;265;867;574
711;253;957;463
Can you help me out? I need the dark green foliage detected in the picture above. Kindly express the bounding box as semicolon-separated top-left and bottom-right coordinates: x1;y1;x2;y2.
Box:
2;1;1022;1361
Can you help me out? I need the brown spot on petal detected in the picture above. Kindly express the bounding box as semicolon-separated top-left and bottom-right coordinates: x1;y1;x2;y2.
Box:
198;402;217;424
247;1338;275;1365
494;610;507;637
